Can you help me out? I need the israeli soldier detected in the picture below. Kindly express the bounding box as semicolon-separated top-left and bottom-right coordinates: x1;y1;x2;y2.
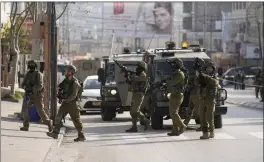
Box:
20;60;53;132
125;61;150;132
183;58;204;131
166;58;187;136
47;65;86;142
198;61;219;139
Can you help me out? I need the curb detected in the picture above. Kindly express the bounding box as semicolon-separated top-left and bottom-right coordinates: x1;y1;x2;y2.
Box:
226;100;263;110
1;98;20;103
42;126;67;162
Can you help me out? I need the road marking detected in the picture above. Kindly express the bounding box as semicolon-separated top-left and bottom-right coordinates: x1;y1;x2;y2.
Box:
165;134;190;140
122;135;148;141
249;132;263;139
85;136;100;141
214;133;236;139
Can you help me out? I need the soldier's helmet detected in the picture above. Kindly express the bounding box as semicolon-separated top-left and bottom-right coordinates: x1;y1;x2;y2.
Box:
27;60;37;68
137;61;147;70
205;61;216;70
173;58;183;68
67;64;77;74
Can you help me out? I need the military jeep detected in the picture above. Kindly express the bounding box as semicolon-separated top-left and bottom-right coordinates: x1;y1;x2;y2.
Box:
97;52;147;121
142;45;228;129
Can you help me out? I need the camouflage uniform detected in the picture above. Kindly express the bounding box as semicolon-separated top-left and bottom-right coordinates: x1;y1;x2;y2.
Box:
198;61;219;139
126;61;150;132
183;70;201;130
20;60;53;132
47;65;85;142
166;58;186;136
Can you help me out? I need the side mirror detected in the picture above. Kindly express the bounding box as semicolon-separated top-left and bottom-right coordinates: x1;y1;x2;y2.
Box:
97;68;105;82
217;88;227;101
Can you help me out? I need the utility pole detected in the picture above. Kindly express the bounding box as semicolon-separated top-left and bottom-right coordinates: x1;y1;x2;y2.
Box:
203;2;207;48
66;6;70;58
50;2;57;124
262;2;264;68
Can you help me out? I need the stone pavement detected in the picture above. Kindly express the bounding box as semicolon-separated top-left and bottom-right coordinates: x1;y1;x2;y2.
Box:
225;87;263;109
1;101;66;162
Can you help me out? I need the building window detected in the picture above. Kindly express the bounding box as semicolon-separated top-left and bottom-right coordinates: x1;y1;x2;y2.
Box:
242;2;246;9
183;2;192;13
183;17;192;30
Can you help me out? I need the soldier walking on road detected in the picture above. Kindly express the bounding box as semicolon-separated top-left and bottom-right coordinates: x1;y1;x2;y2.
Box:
166;58;186;136
125;61;150;132
183;58;204;131
47;65;86;142
198;61;220;139
20;60;53;132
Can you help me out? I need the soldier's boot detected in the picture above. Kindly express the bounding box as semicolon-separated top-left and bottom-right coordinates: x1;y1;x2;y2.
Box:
167;127;179;136
74;134;86;142
178;125;187;135
200;132;210;140
143;118;150;131
46;131;59;139
47;120;53;132
126;121;138;132
183;118;191;126
196;127;202;132
20;126;29;131
209;131;215;138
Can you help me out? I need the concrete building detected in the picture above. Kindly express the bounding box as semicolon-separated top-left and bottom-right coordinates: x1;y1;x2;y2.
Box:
182;2;232;53
225;2;263;66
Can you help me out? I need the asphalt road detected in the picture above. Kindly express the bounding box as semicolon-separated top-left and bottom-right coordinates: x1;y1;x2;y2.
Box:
51;104;263;162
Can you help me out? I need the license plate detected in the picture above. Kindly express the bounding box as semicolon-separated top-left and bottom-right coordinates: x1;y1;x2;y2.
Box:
93;101;101;106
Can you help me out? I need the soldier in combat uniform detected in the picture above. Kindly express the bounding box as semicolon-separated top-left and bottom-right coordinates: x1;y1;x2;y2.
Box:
47;65;86;142
198;61;220;139
20;60;53;132
165;58;187;136
183;58;204;131
125;61;150;132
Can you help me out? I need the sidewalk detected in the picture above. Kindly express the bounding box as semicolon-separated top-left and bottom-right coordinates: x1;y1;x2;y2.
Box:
225;87;263;109
1;101;66;162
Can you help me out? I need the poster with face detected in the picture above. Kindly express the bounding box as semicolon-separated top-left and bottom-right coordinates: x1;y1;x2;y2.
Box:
103;2;173;38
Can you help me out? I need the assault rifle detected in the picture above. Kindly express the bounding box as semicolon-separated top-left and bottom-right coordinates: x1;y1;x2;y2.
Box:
113;59;136;79
57;79;67;104
193;57;204;73
166;59;189;73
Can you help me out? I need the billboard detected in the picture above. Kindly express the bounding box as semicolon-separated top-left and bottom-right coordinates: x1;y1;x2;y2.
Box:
103;2;174;38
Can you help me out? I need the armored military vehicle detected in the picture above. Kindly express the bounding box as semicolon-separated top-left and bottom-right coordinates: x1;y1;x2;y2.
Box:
142;42;228;129
97;48;147;121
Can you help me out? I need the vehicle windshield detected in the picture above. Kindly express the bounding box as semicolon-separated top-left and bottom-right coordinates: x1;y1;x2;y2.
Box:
84;78;101;89
155;60;196;75
124;64;137;72
106;63;115;83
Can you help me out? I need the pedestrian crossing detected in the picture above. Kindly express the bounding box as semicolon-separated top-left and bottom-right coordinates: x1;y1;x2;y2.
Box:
83;131;263;142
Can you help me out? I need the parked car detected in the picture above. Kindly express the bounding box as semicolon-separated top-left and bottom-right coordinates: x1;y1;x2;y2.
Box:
79;75;101;115
222;66;261;86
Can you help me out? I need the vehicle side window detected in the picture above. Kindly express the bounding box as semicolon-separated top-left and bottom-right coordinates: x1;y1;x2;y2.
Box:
83;62;92;70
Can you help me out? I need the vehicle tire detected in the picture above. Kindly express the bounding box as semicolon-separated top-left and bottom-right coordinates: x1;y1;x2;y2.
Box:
80;111;86;115
214;115;222;129
195;118;200;124
101;106;116;121
151;113;163;129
